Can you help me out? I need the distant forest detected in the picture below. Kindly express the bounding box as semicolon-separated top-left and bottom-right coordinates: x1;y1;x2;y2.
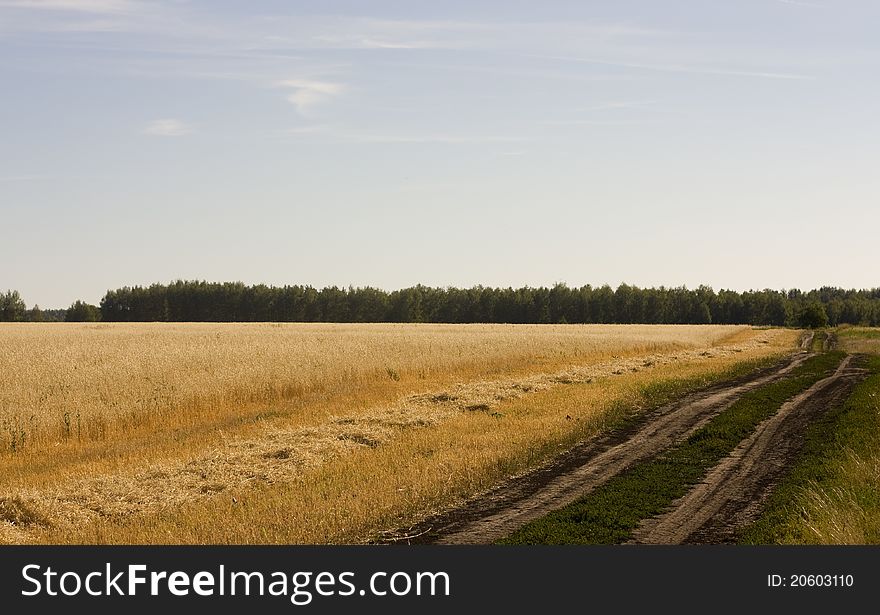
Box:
4;282;879;327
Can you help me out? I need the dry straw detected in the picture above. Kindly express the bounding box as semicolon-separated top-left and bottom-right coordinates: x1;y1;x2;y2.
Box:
0;323;796;543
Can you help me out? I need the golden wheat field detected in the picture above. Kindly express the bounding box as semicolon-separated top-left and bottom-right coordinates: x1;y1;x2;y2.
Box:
0;323;798;544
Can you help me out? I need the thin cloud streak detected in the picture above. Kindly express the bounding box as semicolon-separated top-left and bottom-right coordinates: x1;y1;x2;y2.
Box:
774;0;824;7
359;38;438;50
286;124;332;135
310;34;446;50
143;118;192;137
277;79;346;113
248;17;673;52
532;54;812;80
0;0;170;35
0;0;141;14
285;125;525;145
0;174;49;182
578;101;657;111
541;119;640;127
345;134;524;144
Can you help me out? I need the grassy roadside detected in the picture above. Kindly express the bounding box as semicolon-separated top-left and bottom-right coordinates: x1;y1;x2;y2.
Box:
740;353;880;544
499;351;845;544
25;343;795;544
836;326;880;354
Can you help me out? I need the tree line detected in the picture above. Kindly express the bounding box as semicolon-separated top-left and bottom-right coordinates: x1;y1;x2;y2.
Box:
3;282;879;327
0;290;65;322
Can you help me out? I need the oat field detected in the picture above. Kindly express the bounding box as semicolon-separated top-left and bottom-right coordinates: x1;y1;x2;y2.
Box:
0;323;798;544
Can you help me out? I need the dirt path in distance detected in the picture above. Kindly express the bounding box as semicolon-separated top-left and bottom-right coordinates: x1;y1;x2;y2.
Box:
631;354;869;544
407;351;812;545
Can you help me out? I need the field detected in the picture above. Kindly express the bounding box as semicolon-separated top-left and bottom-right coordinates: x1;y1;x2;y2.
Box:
0;323;797;544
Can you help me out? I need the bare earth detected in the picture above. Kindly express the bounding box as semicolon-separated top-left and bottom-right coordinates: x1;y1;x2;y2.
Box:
412;344;866;545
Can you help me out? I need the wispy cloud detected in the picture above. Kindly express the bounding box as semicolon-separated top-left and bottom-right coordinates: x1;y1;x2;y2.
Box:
0;0;140;14
346;134;523;144
540;101;656;128
310;34;443;50
578;101;657;111
534;54;812;80
0;174;49;182
0;0;162;34
282;18;669;52
286;124;332;135
774;0;824;7
143;118;192;137
277;79;346;113
37;17;127;31
541;119;639;127
286;125;524;145
359;38;437;50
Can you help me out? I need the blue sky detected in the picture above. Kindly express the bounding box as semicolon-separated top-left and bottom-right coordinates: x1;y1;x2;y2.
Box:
2;1;878;308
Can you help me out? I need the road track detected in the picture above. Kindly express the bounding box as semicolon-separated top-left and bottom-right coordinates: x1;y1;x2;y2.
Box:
410;349;832;544
632;353;868;544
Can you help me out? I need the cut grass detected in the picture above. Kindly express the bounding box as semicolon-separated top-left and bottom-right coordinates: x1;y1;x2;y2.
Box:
499;351;845;544
740;353;880;544
27;344;792;544
0;323;749;457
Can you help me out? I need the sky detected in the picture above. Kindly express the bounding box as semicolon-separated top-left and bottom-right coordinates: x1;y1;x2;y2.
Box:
1;0;879;308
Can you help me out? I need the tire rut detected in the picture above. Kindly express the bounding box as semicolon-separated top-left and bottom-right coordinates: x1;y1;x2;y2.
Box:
631;354;869;545
403;352;812;545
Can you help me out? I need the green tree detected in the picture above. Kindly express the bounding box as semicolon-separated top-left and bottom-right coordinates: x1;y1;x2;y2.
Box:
0;290;26;321
88;280;880;326
66;300;101;322
27;304;44;322
796;301;829;329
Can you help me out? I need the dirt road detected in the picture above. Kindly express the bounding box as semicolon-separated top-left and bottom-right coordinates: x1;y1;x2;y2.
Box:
411;350;820;545
632;354;868;544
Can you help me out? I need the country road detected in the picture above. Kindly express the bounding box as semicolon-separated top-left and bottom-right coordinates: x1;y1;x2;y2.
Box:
632;354;869;544
407;344;866;545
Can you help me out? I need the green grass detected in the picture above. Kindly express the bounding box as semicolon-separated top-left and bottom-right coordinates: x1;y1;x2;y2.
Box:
836;327;880;340
499;351;845;544
740;353;880;544
810;330;829;351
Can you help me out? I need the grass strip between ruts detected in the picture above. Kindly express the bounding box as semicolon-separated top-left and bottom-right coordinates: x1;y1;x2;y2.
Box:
499;351;845;544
